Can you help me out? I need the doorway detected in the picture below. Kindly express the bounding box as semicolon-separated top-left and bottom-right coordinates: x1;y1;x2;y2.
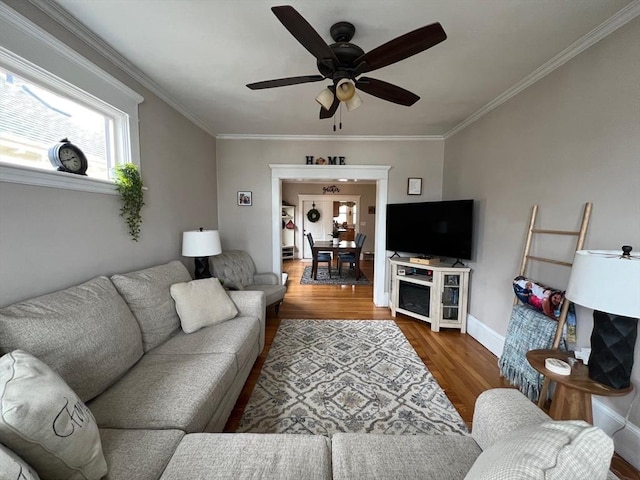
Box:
299;194;361;259
270;164;390;307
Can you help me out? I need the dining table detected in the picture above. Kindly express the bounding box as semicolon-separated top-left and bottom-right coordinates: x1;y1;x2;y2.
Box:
311;240;362;280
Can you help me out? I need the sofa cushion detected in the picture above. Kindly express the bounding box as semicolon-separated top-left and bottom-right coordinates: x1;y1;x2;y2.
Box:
465;420;614;480
88;353;237;433
0;276;143;402
170;278;238;333
0;350;107;480
0;441;40;479
150;316;260;371
160;433;332;480
99;428;184;480
332;433;481;480
111;260;192;352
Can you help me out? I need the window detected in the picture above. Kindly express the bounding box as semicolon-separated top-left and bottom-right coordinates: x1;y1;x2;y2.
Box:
0;66;116;180
334;202;357;227
0;3;143;193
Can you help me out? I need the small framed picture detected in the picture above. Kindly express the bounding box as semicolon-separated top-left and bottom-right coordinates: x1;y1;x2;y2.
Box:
408;177;422;195
238;191;252;206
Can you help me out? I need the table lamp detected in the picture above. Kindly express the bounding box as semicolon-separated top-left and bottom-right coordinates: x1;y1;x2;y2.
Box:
565;246;640;389
181;228;222;279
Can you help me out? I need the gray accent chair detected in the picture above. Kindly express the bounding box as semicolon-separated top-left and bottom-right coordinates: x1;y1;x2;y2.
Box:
211;250;286;314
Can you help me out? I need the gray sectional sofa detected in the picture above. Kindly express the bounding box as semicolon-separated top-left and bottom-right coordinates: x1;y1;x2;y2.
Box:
0;260;619;480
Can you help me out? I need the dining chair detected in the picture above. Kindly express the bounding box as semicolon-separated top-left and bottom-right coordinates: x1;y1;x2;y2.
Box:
337;233;366;276
306;233;332;279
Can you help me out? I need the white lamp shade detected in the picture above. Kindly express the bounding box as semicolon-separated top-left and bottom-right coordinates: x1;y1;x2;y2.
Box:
315;88;334;110
344;92;362;111
182;229;222;257
565;249;640;318
336;79;355;102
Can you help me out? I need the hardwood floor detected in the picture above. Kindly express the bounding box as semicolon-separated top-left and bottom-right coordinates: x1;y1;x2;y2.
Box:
224;258;639;480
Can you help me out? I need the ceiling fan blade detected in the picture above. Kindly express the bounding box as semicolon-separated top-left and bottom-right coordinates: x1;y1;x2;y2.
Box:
354;22;446;75
271;6;339;67
247;75;325;90
355;77;419;106
320;85;339;119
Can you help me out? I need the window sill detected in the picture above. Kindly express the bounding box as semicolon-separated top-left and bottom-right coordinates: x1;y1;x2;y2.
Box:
0;163;118;195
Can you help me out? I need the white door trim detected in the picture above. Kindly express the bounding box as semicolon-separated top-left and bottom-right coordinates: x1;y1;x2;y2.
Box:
270;164;390;307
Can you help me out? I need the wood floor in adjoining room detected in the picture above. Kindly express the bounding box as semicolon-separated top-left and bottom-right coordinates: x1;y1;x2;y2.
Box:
224;258;639;480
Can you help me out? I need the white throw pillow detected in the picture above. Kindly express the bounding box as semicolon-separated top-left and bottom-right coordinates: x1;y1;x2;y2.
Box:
170;278;239;333
0;443;41;480
465;420;613;480
0;350;107;480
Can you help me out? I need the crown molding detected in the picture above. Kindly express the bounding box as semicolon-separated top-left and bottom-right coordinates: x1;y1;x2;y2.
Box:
25;0;216;137
216;134;443;141
444;0;640;140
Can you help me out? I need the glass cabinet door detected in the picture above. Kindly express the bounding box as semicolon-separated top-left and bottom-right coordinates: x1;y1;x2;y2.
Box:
442;274;461;321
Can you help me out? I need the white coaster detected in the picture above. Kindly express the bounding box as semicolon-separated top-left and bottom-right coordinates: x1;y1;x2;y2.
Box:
545;358;571;375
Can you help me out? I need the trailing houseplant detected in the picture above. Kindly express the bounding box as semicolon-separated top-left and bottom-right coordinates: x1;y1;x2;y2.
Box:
113;163;144;242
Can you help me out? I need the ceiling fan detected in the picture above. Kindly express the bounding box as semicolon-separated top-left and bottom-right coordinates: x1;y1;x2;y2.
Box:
246;5;447;120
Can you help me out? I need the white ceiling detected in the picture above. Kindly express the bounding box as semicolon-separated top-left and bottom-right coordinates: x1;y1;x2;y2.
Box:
47;0;636;137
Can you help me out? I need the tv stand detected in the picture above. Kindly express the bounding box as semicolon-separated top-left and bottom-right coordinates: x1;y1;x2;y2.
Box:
389;258;471;332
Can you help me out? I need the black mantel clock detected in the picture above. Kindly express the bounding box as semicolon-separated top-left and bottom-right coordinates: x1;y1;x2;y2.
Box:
48;138;88;175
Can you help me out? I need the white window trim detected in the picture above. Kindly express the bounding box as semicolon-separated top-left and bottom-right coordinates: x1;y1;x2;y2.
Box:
0;2;144;194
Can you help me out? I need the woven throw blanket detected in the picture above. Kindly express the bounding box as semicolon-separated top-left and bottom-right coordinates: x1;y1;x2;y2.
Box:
498;304;559;401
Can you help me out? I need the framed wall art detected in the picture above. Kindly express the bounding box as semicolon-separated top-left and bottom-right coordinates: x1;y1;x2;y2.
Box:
407;177;422;195
238;191;252;206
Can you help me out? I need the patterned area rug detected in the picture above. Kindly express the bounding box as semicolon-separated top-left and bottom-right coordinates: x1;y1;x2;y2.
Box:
299;266;371;285
237;320;468;436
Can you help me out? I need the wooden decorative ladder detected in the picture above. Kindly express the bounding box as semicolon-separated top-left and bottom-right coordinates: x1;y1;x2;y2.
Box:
515;202;592;407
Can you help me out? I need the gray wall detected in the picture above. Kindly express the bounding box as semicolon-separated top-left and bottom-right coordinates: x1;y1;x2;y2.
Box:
443;19;640;426
0;1;218;306
216;138;445;274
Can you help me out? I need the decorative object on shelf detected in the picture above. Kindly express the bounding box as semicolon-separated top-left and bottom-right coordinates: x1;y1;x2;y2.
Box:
237;191;252;206
181;228;222;279
307;203;320;222
408;177;422;195
285;220;295;229
565;246;640;389
113;163;144;241
322;185;340;194
304;155;346;165
48;138;88;175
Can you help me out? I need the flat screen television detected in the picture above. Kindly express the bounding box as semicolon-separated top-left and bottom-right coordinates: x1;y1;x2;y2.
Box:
386;199;474;260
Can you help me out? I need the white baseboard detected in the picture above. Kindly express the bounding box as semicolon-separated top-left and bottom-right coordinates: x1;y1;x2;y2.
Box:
593;397;640;471
467;313;505;358
466;313;640;470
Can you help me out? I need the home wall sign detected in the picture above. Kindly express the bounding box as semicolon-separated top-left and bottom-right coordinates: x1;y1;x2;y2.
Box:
305;156;346;165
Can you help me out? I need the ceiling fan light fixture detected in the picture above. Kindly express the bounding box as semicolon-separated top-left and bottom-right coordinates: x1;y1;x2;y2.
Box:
336;78;356;102
315;88;335;110
344;92;362;111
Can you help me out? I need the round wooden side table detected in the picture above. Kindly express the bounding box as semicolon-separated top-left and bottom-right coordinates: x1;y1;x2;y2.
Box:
526;349;632;423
